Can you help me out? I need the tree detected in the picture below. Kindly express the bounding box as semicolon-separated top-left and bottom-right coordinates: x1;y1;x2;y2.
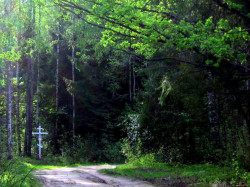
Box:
58;0;249;155
4;0;13;160
24;0;36;157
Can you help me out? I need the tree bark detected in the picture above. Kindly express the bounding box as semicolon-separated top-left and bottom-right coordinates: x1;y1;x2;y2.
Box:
3;0;13;160
16;62;21;155
36;6;41;129
0;109;1;159
207;71;220;151
132;60;136;101
25;58;34;157
72;46;75;139
6;60;13;160
24;0;35;157
128;55;132;102
54;22;60;153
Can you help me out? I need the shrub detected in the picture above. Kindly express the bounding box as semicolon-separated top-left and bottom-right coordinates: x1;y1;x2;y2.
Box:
103;141;125;163
60;135;99;164
0;159;37;187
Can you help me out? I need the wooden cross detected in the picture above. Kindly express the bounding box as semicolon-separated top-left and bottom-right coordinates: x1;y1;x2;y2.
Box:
32;126;48;159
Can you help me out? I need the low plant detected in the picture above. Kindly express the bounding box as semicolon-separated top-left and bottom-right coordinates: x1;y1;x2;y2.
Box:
0;158;39;187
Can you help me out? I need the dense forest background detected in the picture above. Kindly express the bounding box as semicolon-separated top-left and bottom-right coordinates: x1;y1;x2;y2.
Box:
0;0;249;171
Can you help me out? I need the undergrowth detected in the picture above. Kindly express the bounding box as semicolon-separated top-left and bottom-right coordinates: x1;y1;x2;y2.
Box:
100;154;250;186
0;156;108;187
0;158;39;187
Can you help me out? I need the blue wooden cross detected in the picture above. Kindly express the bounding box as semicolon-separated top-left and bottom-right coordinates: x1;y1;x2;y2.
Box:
32;126;48;159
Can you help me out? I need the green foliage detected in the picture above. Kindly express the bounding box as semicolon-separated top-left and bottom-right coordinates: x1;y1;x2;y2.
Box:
0;159;39;187
121;138;142;163
60;136;99;164
62;0;249;65
101;162;250;186
102;141;125;163
129;153;157;168
158;76;172;106
20;156;99;170
0;1;249;183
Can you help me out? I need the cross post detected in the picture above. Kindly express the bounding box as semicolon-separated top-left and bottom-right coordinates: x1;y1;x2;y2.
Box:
32;126;48;159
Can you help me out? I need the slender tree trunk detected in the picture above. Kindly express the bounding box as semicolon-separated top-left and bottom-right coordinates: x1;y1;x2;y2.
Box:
6;60;13;160
0;114;2;159
24;61;30;155
16;0;22;156
16;62;21;155
4;0;13;160
72;46;75;139
207;71;220;151
128;55;132;102
25;58;34;157
71;11;76;140
36;6;41;129
34;5;41;159
54;22;60;153
246;74;250;147
24;0;35;157
29;58;34;156
132;60;136;101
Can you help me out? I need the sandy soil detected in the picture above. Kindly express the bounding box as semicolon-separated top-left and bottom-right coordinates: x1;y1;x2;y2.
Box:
34;165;154;187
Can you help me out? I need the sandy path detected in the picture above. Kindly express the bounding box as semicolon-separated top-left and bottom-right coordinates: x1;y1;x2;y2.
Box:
34;165;154;187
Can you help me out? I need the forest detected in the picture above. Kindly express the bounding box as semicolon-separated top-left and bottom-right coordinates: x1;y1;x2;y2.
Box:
0;0;250;186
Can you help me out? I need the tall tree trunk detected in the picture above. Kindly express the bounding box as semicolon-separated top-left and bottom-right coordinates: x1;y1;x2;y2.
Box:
246;74;250;152
6;60;13;160
132;60;136;101
29;58;34;156
4;0;13;160
71;11;76;140
24;59;30;156
36;6;41;129
72;46;75;139
0;110;1;159
128;55;132;102
25;58;34;157
24;0;35;157
54;22;60;153
207;71;220;151
34;5;41;159
16;62;21;155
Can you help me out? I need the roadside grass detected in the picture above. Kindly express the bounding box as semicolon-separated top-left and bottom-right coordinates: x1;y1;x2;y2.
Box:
21;156;100;170
100;162;250;186
0;156;109;187
0;158;39;187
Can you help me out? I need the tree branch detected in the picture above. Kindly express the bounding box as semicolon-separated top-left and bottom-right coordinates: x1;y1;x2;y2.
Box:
212;0;250;24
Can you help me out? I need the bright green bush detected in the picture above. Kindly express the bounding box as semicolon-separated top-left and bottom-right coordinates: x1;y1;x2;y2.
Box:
121;138;142;163
0;159;38;187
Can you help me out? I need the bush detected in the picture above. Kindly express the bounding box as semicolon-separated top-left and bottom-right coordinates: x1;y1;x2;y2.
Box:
103;141;125;163
121;138;142;163
0;159;38;187
60;135;99;164
121;137;158;168
133;153;157;168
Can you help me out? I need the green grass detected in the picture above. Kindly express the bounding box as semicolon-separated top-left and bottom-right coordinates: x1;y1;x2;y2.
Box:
0;158;40;187
100;163;250;186
0;156;108;187
2;156;249;186
21;157;94;170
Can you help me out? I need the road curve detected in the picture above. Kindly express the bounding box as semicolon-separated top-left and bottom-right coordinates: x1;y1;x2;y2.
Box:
34;165;154;187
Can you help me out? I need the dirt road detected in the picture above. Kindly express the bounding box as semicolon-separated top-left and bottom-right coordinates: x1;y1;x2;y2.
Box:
34;165;154;187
